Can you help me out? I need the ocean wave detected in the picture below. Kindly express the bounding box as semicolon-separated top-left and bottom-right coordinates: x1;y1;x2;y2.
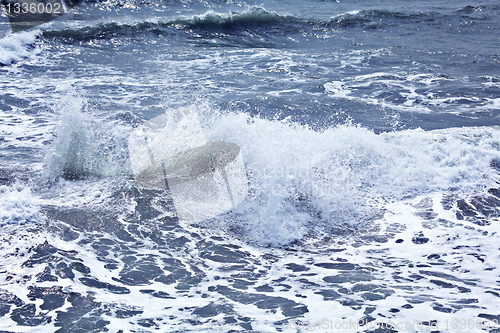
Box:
457;5;486;13
40;5;488;43
0;30;41;66
0;183;40;226
198;113;500;245
42;7;304;41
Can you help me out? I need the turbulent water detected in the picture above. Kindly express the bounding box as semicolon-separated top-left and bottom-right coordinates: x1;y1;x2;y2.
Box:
1;0;500;332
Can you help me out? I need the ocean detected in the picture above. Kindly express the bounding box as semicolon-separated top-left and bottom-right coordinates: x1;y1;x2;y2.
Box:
1;0;500;331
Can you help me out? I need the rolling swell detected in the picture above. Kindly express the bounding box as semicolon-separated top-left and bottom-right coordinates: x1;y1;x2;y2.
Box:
174;7;302;28
324;6;498;29
41;5;496;43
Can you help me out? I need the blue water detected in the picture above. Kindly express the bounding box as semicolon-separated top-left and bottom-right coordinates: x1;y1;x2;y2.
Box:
1;0;500;332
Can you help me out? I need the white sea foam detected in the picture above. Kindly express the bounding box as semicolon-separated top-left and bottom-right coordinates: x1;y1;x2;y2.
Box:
0;183;40;226
0;30;40;66
204;112;500;245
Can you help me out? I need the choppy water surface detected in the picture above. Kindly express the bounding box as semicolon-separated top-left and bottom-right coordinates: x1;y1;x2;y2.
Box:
1;0;500;331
